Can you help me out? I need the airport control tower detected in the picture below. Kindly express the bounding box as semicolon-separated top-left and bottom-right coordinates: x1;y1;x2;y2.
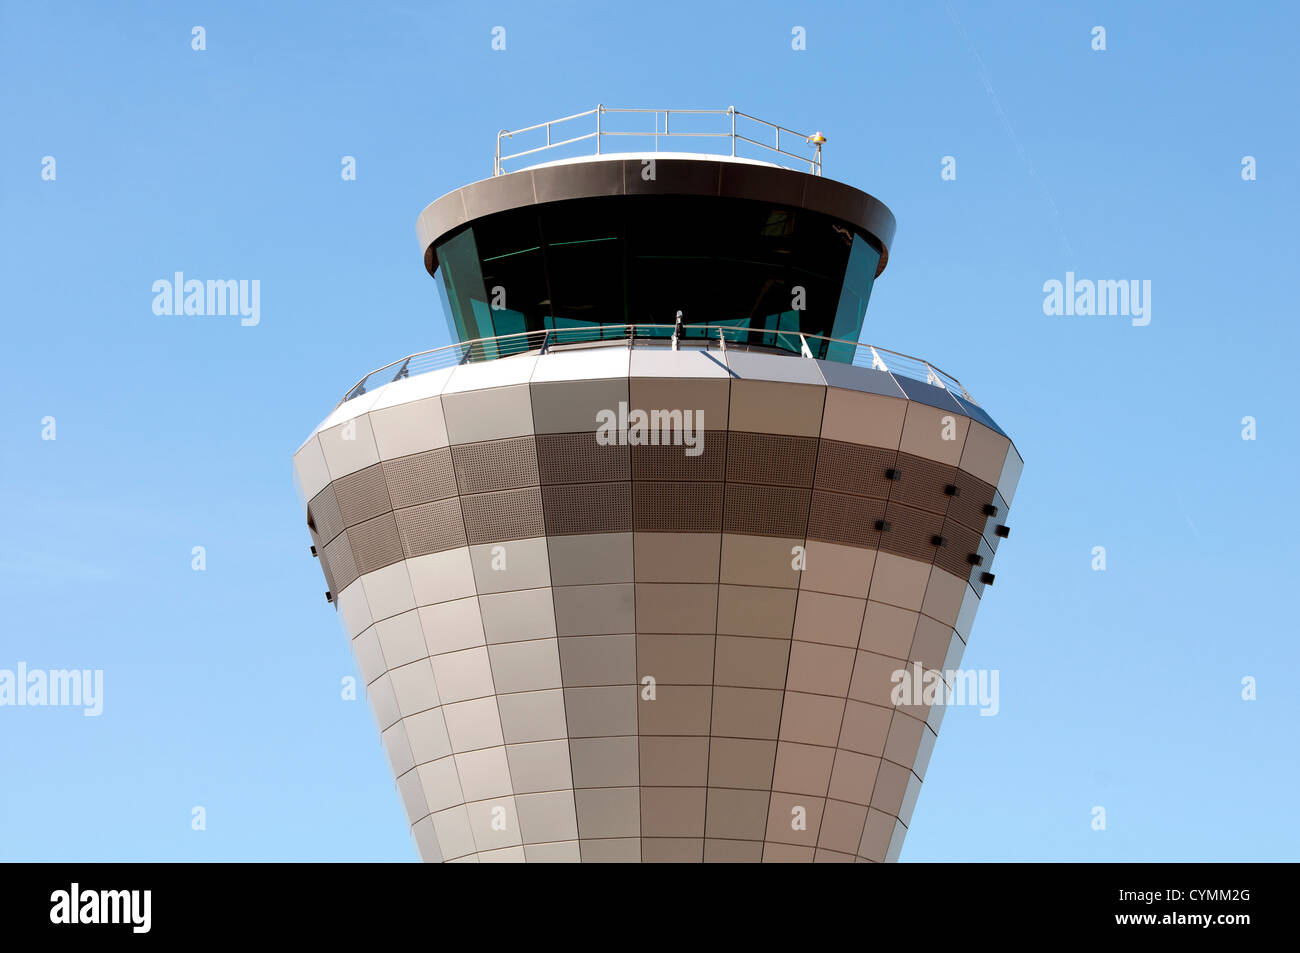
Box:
292;107;1022;863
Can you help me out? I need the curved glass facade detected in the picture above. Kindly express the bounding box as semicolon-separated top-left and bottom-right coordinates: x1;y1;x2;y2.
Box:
434;195;881;362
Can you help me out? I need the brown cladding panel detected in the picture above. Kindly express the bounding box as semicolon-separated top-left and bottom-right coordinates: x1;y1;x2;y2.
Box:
383;448;459;509
542;483;634;536
334;463;394;528
308;483;345;546
723;484;812;539
726;432;819;488
806;490;886;550
878;502;943;566
451;435;540;494
947;468;998;533
460;486;546;544
348;512;405;574
934;519;983;579
888;453;957;517
970;536;996;596
631;432;727;482
633;482;724;533
322;532;358;593
814;441;897;500
982;490;1009;553
317;545;337;598
396;498;468;557
535;432;631;485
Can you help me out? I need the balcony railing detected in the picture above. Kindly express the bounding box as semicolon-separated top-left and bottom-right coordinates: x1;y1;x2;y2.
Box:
494;106;825;177
338;324;974;407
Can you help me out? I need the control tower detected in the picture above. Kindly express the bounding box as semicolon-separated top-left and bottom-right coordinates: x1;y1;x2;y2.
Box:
292;107;1022;863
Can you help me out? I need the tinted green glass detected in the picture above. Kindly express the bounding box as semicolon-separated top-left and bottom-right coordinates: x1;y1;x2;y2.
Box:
433;195;882;361
827;235;880;362
436;228;490;344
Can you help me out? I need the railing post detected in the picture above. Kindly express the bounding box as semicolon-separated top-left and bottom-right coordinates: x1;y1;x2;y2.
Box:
595;104;602;155
730;106;736;156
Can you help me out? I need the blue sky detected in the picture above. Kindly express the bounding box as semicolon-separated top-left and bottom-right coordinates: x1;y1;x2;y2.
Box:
1;0;1295;861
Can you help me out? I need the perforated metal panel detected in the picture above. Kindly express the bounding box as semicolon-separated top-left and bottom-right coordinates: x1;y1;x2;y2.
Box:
333;463;394;527
322;531;359;592
382;448;458;508
806;489;886;549
451;435;540;494
947;468;998;533
631;432;726;481
879;502;942;565
535;432;631;485
307;483;345;545
725;432;818;487
723;484;812;538
633;482;724;533
888;452;958;517
970;536;996;596
981;489;1009;554
308;424;1001;571
542;482;633;535
459;486;546;544
316;540;337;597
934;518;982;579
814;441;898;499
395;498;468;556
347;512;404;574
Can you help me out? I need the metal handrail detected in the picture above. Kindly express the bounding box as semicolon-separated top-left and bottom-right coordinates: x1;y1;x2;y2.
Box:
337;324;973;407
494;106;825;177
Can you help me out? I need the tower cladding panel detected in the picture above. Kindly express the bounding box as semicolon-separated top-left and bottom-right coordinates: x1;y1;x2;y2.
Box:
293;148;1022;863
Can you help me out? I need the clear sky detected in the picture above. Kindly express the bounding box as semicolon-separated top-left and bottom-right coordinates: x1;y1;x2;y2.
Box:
1;0;1296;862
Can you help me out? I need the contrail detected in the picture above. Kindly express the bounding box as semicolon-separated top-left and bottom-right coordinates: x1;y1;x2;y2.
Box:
944;1;1076;257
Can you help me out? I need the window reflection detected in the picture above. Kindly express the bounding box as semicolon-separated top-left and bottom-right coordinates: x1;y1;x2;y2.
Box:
434;195;880;361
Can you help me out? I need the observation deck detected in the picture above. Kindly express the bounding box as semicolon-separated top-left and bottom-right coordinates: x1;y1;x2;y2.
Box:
416;107;897;362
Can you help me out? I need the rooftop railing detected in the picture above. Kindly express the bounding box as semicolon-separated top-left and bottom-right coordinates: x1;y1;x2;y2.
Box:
494;106;825;177
338;324;974;407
